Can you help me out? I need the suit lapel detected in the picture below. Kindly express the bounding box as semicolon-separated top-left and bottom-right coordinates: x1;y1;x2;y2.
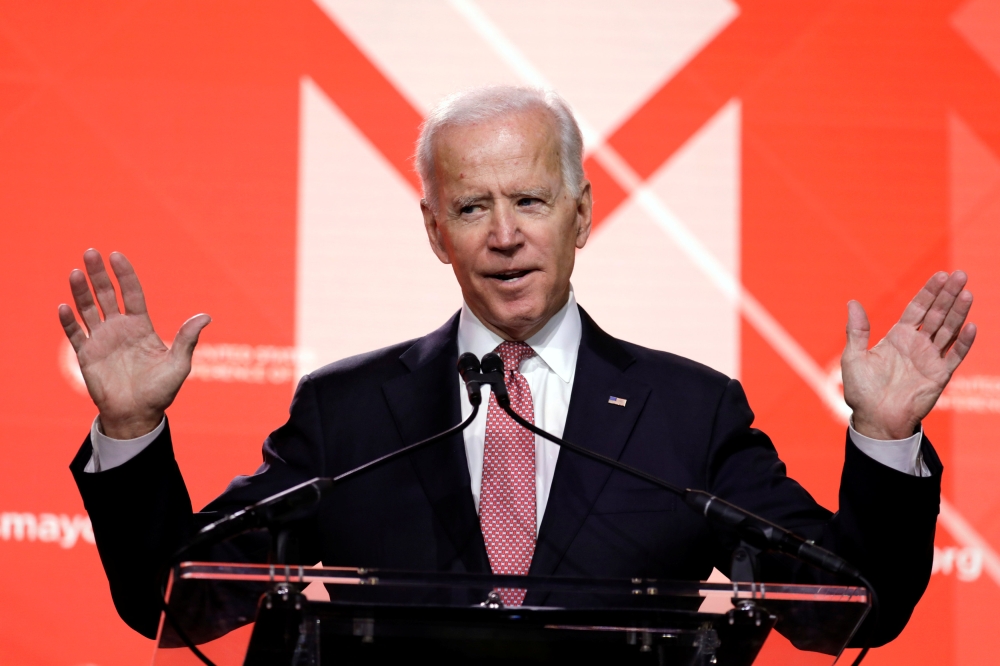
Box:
381;314;490;574
529;309;651;580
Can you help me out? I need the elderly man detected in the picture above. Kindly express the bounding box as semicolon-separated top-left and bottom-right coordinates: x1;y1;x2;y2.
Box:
62;87;974;645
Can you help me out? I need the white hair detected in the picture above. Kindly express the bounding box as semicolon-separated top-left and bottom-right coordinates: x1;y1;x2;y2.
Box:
415;86;585;214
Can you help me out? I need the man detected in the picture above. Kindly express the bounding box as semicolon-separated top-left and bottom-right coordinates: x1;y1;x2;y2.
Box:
62;87;975;645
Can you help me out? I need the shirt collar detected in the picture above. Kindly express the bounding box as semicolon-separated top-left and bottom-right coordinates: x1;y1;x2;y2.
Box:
457;288;581;383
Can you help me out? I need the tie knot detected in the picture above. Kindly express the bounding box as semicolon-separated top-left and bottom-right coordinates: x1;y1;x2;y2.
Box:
494;341;535;375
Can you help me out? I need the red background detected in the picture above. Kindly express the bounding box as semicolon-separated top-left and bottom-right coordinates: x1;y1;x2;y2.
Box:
1;1;999;663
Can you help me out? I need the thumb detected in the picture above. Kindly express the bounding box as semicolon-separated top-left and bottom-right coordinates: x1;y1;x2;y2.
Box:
170;313;211;364
844;300;870;356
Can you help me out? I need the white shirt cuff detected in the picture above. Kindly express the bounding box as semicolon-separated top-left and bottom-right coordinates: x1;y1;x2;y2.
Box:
83;416;166;473
848;422;930;477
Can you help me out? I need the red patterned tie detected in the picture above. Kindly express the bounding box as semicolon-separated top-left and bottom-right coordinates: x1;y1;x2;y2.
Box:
480;341;537;607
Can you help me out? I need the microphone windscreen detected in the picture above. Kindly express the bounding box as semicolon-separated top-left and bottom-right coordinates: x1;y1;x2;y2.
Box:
481;352;504;375
456;352;481;380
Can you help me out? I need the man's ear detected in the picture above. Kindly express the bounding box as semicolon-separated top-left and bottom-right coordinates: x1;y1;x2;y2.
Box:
421;200;452;264
574;180;594;250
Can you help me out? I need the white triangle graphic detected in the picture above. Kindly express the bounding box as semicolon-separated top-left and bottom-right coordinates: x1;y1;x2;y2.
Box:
949;112;1000;227
295;77;461;378
573;100;740;377
952;0;1000;79
315;0;736;142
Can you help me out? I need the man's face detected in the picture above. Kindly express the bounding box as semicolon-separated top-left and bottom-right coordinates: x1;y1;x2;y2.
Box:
422;107;592;341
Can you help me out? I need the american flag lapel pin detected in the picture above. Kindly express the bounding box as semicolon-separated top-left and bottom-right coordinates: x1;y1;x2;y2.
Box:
608;396;627;407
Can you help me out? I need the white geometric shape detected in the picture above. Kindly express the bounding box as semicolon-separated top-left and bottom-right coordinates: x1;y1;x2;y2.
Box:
473;0;738;142
650;100;741;302
314;0;737;144
572;100;740;377
313;0;522;114
295;77;462;377
952;0;1000;78
949;111;1000;226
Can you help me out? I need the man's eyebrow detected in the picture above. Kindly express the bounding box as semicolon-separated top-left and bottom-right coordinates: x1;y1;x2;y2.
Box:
511;188;552;200
451;194;489;210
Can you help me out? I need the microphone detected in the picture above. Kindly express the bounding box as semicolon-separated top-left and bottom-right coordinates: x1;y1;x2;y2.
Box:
181;477;333;557
457;352;484;406
683;491;860;578
479;352;509;404
477;353;860;580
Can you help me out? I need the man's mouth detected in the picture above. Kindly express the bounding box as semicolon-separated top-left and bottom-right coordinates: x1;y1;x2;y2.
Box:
487;269;534;283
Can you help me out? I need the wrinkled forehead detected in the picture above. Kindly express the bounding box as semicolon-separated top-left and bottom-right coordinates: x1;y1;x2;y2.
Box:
432;108;563;185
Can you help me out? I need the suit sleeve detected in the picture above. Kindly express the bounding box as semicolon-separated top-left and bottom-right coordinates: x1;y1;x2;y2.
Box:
705;378;941;648
70;375;329;638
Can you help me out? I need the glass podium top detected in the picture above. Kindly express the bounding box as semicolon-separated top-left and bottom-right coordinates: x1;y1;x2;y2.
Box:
154;562;870;666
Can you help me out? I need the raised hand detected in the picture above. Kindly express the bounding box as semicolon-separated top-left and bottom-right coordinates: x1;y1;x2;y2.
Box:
842;271;976;441
57;249;211;439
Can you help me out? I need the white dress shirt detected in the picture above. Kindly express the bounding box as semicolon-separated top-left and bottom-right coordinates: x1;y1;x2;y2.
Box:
457;290;581;532
86;293;930;513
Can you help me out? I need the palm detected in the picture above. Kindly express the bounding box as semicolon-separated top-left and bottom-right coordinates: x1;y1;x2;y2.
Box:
842;271;976;440
76;313;176;423
58;250;210;439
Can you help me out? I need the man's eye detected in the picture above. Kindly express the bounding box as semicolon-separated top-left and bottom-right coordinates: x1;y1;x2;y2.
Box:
460;205;477;215
517;197;540;206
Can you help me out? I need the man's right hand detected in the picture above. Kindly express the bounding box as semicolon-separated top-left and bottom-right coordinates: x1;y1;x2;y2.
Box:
58;249;210;440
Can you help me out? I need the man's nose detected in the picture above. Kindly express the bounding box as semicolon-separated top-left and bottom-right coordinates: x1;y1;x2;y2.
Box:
488;203;523;252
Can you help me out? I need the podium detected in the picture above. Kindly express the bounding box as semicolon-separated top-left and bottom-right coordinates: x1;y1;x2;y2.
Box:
153;562;870;665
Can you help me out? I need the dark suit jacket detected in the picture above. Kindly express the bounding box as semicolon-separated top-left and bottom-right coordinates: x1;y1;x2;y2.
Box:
71;309;942;646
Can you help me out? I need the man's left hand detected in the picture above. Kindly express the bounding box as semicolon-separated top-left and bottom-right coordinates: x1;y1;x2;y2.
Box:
842;271;977;441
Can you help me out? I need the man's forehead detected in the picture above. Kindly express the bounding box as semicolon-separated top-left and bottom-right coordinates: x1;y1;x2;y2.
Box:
433;108;561;182
438;108;557;155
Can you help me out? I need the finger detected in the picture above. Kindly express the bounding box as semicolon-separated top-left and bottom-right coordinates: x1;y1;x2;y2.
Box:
169;314;212;366
899;272;949;327
945;322;977;375
58;304;88;352
933;289;973;352
920;271;968;339
69;268;102;333
845;300;871;356
108;251;149;317
82;249;122;320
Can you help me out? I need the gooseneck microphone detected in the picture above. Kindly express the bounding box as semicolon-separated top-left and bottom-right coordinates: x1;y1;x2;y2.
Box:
182;477;334;557
478;351;861;580
173;355;489;562
162;356;494;666
481;355;877;666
